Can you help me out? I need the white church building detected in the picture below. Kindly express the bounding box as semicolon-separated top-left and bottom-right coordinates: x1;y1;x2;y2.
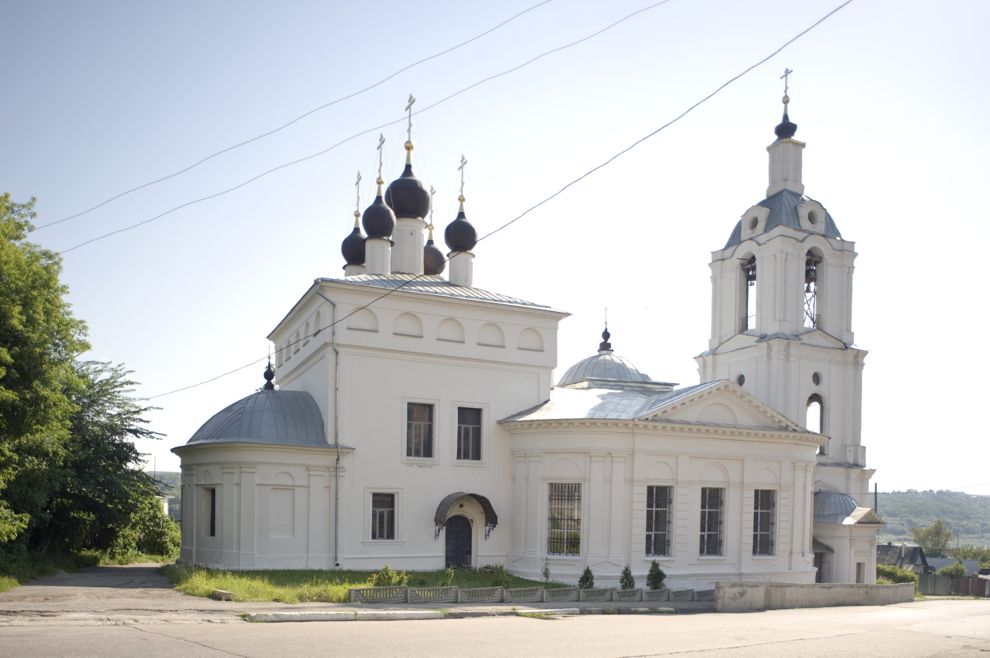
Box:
174;95;882;588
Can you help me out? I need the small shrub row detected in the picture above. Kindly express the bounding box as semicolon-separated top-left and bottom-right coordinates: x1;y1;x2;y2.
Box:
574;561;667;591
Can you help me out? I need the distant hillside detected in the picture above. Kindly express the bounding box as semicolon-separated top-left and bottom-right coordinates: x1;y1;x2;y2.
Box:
878;491;990;548
150;471;180;498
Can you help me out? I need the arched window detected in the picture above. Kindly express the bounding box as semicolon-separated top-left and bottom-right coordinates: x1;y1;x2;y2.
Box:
807;394;825;454
803;250;822;328
740;255;757;332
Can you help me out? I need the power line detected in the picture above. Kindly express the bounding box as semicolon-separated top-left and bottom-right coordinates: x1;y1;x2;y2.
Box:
58;0;677;255
31;0;553;233
144;0;855;401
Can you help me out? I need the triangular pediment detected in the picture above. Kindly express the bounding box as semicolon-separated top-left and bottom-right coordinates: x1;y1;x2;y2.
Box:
638;380;804;432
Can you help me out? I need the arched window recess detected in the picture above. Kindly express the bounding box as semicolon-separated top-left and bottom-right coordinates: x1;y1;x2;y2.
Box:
740;255;757;332
806;394;826;455
803;250;822;329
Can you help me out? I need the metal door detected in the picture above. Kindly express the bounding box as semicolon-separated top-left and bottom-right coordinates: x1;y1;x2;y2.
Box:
445;515;472;568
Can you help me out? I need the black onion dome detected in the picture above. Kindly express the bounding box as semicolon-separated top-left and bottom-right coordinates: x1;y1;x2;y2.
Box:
362;195;395;239
385;164;431;219
444;210;477;252
774;111;797;140
341;225;366;265
423;239;445;275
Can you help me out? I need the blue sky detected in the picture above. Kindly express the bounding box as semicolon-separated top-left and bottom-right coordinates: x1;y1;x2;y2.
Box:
2;0;987;492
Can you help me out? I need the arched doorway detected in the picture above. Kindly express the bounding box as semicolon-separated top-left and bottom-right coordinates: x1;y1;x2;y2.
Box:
445;515;472;568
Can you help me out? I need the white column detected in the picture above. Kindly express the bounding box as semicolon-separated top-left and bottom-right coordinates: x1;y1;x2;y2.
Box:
448;251;474;287
343;264;365;277
766;138;805;196
307;467;330;568
390;217;426;274
239;467;256;569
365;238;392;275
221;467;237;566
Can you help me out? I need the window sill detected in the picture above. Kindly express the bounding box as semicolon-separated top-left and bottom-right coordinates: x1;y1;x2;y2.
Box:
403;457;438;467
697;555;726;560
453;459;486;468
362;539;406;545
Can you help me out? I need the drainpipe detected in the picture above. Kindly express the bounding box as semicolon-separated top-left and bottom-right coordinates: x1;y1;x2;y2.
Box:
315;288;341;567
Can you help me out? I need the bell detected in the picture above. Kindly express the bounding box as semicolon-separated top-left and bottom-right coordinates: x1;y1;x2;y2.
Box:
805;259;817;285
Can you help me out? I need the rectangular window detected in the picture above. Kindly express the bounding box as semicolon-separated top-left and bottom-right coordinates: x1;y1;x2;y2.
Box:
208;487;217;537
547;483;581;555
752;489;776;556
456;407;482;461
371;493;395;540
406;403;433;458
699;487;724;556
645;485;673;556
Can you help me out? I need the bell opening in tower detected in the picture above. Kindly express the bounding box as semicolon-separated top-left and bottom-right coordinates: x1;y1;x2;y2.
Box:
804;250;822;329
740;256;757;333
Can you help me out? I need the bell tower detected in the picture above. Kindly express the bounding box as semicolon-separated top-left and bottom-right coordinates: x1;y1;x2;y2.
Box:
695;79;879;582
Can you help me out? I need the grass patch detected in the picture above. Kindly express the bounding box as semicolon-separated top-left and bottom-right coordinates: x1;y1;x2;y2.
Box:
0;575;20;593
160;564;563;604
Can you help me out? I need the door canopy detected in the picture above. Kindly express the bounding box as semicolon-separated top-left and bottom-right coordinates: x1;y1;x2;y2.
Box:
434;492;498;539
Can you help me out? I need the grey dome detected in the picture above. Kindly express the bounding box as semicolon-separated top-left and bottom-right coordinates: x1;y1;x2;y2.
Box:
813;491;860;524
186;389;326;448
385;164;431;219
444;210;477;252
723;189;842;249
423;238;445;275
559;351;652;386
341;225;366;266
362;195;396;239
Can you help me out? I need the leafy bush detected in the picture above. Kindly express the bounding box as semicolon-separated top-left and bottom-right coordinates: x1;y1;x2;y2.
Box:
936;561;965;578
619;565;635;590
367;565;409;587
578;567;594;589
646;560;666;590
542;559;550;584
106;492;180;560
441;567;455;586
876;563;918;586
479;564;508;587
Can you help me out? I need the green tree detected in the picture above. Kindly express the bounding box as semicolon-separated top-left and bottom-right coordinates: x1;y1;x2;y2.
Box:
646;560;666;590
38;362;163;555
619;565;635;590
0;194;88;545
910;519;953;557
936;561;965;578
577;566;594;589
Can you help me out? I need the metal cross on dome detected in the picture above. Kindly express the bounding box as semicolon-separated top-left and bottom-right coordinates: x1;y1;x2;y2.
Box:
781;68;794;98
405;94;416;142
428;185;436;229
376;133;385;182
458;155;468;200
353;170;362;215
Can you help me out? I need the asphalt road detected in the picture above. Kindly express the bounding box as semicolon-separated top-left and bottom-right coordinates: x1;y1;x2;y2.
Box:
1;565;989;657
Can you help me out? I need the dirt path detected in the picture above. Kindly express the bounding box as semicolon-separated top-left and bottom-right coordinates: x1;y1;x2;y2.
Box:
0;564;249;625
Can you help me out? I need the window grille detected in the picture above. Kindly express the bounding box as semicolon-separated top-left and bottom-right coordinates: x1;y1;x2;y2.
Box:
456;407;482;460
547;483;581;555
406;403;433;458
699;487;724;556
371;493;395;540
752;489;776;555
645;485;673;556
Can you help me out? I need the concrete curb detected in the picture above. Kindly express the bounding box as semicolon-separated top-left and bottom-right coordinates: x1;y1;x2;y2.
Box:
245;605;680;623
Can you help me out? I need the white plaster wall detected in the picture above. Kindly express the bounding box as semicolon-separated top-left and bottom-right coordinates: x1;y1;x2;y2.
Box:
507;423;818;590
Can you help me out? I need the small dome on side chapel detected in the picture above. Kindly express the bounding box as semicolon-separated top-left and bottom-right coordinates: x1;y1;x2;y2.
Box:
185;363;326;448
558;327;653;387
